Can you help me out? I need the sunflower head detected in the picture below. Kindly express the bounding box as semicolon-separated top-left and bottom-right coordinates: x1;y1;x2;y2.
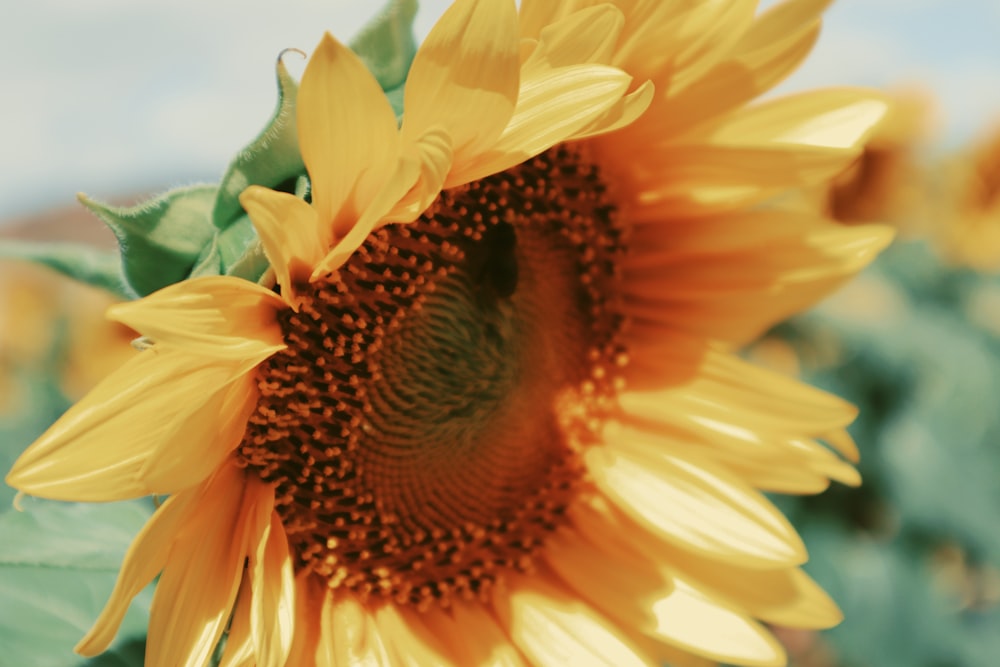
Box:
5;1;897;666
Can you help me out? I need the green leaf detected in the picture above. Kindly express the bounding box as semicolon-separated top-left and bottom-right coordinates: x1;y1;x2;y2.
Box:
212;56;305;230
0;498;155;667
0;242;132;300
79;187;218;297
351;0;418;116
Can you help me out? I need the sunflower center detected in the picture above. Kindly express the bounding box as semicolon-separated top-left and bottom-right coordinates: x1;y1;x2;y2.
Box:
237;145;627;608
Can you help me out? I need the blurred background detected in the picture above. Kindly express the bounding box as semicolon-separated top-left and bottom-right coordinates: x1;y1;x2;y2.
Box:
1;0;998;222
2;1;1000;666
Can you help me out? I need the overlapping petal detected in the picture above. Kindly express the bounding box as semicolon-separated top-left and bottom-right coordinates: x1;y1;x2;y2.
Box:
495;574;657;667
239;187;326;306
145;466;268;667
299;33;402;238
106;276;286;361
5;349;250;501
587;433;807;568
250;511;295;667
75;487;201;656
402;0;520;166
453;64;637;184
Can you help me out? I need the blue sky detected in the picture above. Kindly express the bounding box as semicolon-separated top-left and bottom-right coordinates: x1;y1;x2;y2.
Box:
1;0;998;222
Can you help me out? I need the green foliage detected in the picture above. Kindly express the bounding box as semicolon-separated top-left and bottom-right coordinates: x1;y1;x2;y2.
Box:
79;187;219;297
0;498;154;667
0;243;130;300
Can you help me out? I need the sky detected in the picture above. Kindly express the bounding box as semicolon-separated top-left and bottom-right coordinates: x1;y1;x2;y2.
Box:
1;0;998;223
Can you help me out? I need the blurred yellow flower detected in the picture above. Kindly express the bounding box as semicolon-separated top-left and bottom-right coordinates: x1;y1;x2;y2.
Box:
825;89;934;231
936;125;1000;270
7;1;893;666
0;261;134;414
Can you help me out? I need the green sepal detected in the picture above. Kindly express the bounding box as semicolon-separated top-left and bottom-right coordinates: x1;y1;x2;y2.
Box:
0;241;132;300
79;185;218;297
212;56;304;231
351;0;418;118
188;235;223;280
215;174;311;285
385;86;406;119
225;237;269;284
216;215;258;268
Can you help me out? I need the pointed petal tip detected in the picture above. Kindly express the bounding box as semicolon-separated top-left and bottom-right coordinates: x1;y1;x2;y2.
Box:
817;222;895;265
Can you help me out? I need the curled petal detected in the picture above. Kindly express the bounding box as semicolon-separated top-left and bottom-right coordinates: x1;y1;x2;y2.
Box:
402;0;520;164
107;276;286;360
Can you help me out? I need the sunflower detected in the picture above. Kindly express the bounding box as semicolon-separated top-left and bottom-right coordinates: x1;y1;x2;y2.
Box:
936;125;1000;271
0;260;135;409
825;89;933;230
7;0;892;665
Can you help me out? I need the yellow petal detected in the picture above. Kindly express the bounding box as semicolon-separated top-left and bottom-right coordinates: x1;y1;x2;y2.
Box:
568;79;655;141
299;33;401;237
567;495;807;662
286;575;324;666
738;0;831;54
614;0;756;87
494;574;657;667
647;24;819;139
6;349;249;501
657;0;830;137
402;0;519;165
624;143;865;213
522;4;624;72
146;464;264;667
587;435;807;567
218;577;254;667
543;524;674;635
621;345;857;435
318;592;392;666
138;370;258;495
823;428;861;463
668;550;843;630
418;601;528;667
375;604;459;666
453;64;633;185
649;577;786;667
518;0;572;40
620;219;894;344
251;510;295;667
239;186;325;307
386;126;454;225
76;487;200;656
106;276;286;360
712;89;889;150
309;155;423;280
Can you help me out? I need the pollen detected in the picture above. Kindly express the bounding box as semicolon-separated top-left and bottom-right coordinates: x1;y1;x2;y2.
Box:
237;145;628;608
